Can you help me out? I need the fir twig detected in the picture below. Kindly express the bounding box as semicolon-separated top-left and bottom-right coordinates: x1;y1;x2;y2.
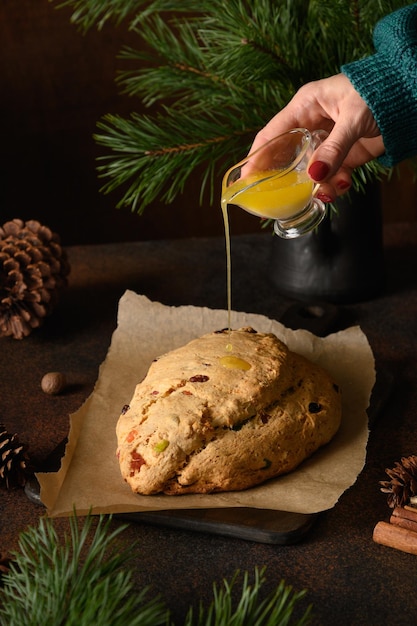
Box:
50;0;145;31
52;0;414;213
50;0;205;31
0;514;313;626
0;514;168;626
94;109;256;211
183;567;313;626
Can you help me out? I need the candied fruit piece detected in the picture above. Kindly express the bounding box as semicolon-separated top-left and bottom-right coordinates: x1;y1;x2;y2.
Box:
130;451;146;476
126;429;138;443
153;439;169;453
189;375;209;383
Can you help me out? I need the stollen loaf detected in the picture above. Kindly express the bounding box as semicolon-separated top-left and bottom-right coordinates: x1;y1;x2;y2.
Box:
116;327;342;495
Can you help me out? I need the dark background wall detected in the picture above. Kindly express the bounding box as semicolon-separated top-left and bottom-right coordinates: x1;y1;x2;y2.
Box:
0;0;262;245
0;1;415;246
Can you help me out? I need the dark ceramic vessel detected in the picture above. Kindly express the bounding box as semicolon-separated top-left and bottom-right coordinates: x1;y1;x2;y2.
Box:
269;185;385;304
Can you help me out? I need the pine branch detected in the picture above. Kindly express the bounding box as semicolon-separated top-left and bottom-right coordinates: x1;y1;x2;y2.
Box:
50;0;205;31
94;109;257;211
55;0;414;213
0;515;313;625
184;568;313;626
50;0;143;31
117;16;230;107
0;514;168;626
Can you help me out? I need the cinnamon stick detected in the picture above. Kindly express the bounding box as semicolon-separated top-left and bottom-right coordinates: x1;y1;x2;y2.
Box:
404;504;417;518
373;521;417;555
390;506;417;533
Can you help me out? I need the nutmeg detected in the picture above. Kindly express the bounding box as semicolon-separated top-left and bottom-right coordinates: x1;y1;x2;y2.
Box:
41;372;66;395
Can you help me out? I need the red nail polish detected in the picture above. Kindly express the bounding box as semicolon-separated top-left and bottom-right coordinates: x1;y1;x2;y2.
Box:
308;161;329;182
316;192;333;204
337;180;351;190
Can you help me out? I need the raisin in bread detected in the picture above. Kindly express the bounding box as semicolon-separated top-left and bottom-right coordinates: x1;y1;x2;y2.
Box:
116;327;342;495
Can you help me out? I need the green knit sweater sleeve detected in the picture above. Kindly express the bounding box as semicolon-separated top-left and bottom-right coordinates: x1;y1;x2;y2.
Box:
341;3;417;167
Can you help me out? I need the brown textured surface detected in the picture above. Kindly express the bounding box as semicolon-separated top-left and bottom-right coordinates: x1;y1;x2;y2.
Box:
1;226;417;624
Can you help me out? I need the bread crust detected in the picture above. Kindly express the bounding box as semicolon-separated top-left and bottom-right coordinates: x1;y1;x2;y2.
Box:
116;328;342;495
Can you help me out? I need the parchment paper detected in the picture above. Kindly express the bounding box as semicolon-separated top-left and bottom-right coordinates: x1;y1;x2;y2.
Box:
38;291;374;517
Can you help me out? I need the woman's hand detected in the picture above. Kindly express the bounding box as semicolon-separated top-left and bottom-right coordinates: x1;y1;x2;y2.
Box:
250;74;385;202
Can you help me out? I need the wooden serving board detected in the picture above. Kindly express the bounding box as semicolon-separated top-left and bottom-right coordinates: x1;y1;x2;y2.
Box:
25;304;390;544
116;508;318;544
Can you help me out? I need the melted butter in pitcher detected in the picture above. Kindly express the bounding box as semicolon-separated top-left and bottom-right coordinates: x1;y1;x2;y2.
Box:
220;354;251;370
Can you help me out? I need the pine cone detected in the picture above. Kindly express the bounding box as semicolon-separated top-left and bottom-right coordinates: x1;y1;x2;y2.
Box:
380;455;417;508
0;219;70;339
0;424;29;489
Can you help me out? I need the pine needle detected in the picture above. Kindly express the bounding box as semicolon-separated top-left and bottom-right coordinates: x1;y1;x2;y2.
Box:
0;514;168;626
50;0;413;212
0;515;313;626
183;567;313;626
